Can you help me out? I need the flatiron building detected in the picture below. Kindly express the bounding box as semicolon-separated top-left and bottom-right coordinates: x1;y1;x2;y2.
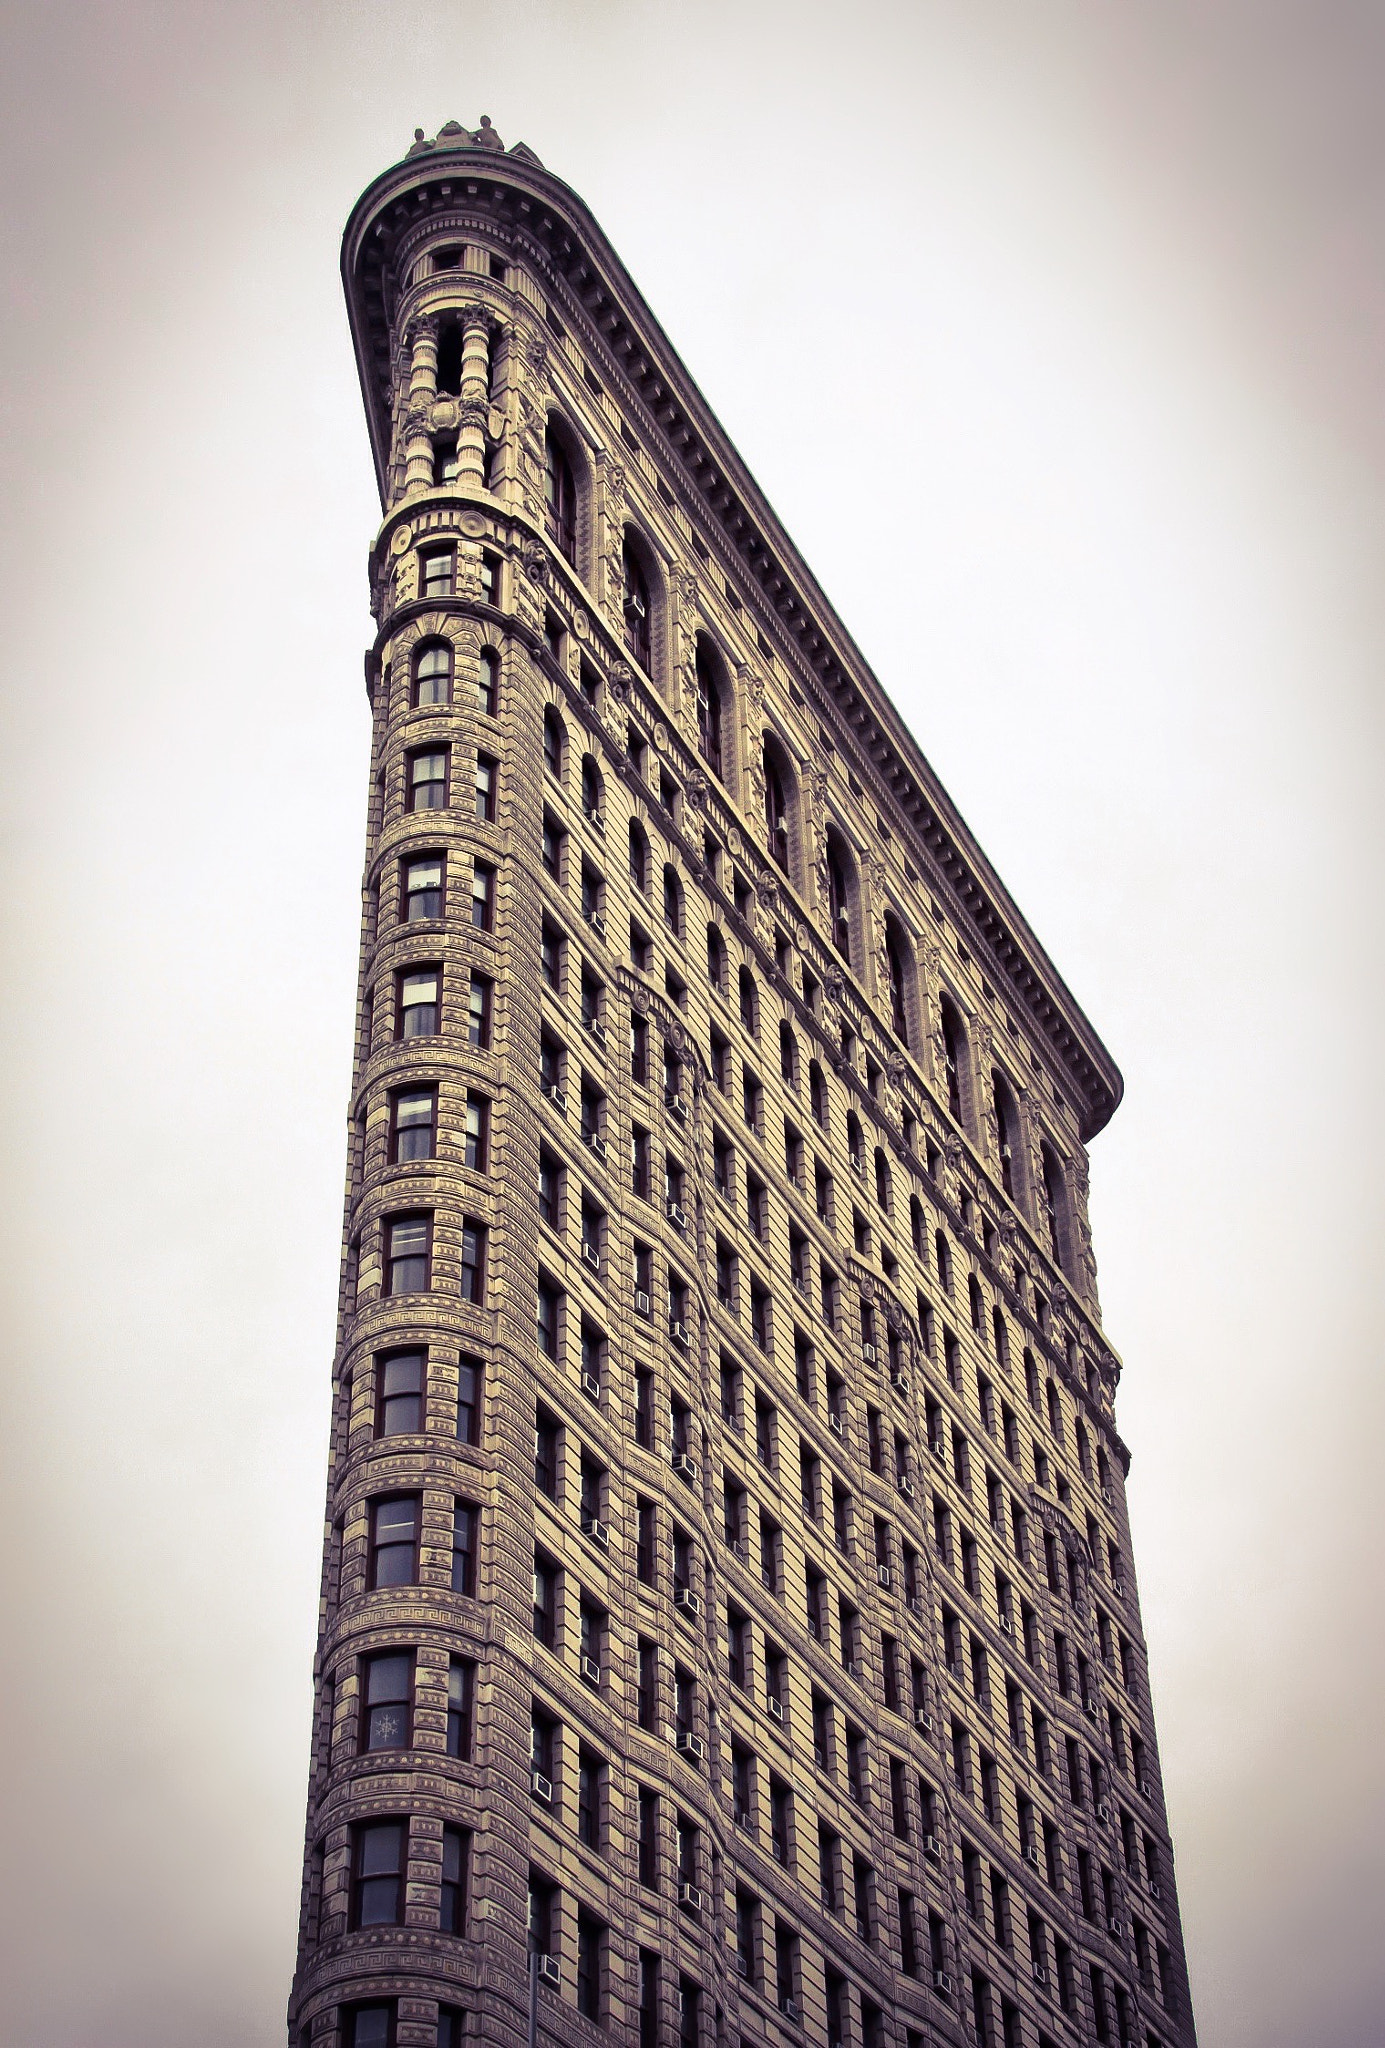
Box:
289;116;1197;2048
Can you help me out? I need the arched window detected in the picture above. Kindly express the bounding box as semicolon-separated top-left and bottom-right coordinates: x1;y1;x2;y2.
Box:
874;1148;892;1213
809;1062;828;1130
934;1229;952;1294
826;833;854;966
846;1113;864;1173
910;1195;925;1257
628;821;649;895
939;998;968;1128
543;708;565;780
413;640;452;708
622;535;652;672
968;1275;985;1341
544;427;577;564
581;756;603;824
764;740;792;875
477;646;500;718
663;866;683;938
885;919;913;1048
695;638;726;781
992;1071;1020;1199
779;1021;798;1090
738;968;758;1038
992;1307;1010;1372
1040;1144;1068;1273
706;924;726;994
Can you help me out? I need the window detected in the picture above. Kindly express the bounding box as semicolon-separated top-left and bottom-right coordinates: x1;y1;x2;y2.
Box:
538;1149;562;1229
460;1091;488;1171
402;853;443;920
391;1087;435;1163
622;535;652;669
413;640;452;707
809;1061;828;1128
1040;1144;1068;1269
536;1276;562;1359
450;1502;478;1595
407;749;448;813
385;1213;430;1295
474;753;498;823
826;832;853;963
764;742;791;873
543;707;565;778
466;971;490;1048
352;1820;406;1927
346;2007;395;2039
706;923;726;993
420;546;454;599
440;1826;468;1934
376;1350;423;1436
695;637;726;778
628;820;649;893
885;920;912;1045
576;1911;604;2021
774;1921;798;2015
663;865;683;938
459;1221;486;1304
577;1750;604;1850
361;1651;411;1751
369;1495;419;1588
477;645;499;717
446;1657;473;1759
470;860;495;931
940;998;968;1126
432;435;458;485
544;428;577;562
532;1551;558;1648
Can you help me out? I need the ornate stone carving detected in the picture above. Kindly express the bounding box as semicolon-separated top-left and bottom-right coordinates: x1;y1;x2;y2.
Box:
522;541;548;585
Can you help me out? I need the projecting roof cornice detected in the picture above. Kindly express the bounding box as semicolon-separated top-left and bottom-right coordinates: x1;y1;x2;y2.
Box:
342;126;1124;1140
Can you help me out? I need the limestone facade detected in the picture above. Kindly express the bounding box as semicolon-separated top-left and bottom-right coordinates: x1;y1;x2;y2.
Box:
288;118;1197;2048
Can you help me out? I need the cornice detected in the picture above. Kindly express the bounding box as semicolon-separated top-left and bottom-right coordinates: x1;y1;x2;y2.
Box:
342;138;1123;1142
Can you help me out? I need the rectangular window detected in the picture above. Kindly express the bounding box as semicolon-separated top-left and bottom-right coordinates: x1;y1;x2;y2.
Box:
397;966;440;1038
401;853;444;923
462;1092;489;1171
391;1087;436;1163
466;971;491;1047
451;1501;478;1595
420;546;454;598
446;1656;473;1760
470;860;495;931
440;1825;468;1933
407;749;449;814
352;1820;406;1927
536;1276;562;1358
578;1749;604;1850
459;1220;485;1304
370;1495;419;1587
455;1355;481;1446
376;1349;423;1436
474;753;497;823
532;1551;558;1648
361;1651;412;1751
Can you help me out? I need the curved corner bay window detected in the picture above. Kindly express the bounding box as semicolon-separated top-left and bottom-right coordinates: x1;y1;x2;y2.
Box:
622;538;652;671
385;1213;431;1294
399;967;439;1038
370;1496;419;1588
405;749;448;811
544;429;577;563
476;645;499;718
377;1350;423;1435
414;642;452;708
402;855;443;920
393;1088;435;1162
348;2006;393;2048
353;1820;406;1926
362;1651;412;1751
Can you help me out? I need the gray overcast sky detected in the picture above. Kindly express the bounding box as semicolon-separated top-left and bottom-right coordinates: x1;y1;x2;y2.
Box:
0;4;1382;2044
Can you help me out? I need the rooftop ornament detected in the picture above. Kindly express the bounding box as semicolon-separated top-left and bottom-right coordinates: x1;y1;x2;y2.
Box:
406;115;541;166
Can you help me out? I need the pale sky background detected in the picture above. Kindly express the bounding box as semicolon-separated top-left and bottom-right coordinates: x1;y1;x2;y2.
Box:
0;3;1381;2044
